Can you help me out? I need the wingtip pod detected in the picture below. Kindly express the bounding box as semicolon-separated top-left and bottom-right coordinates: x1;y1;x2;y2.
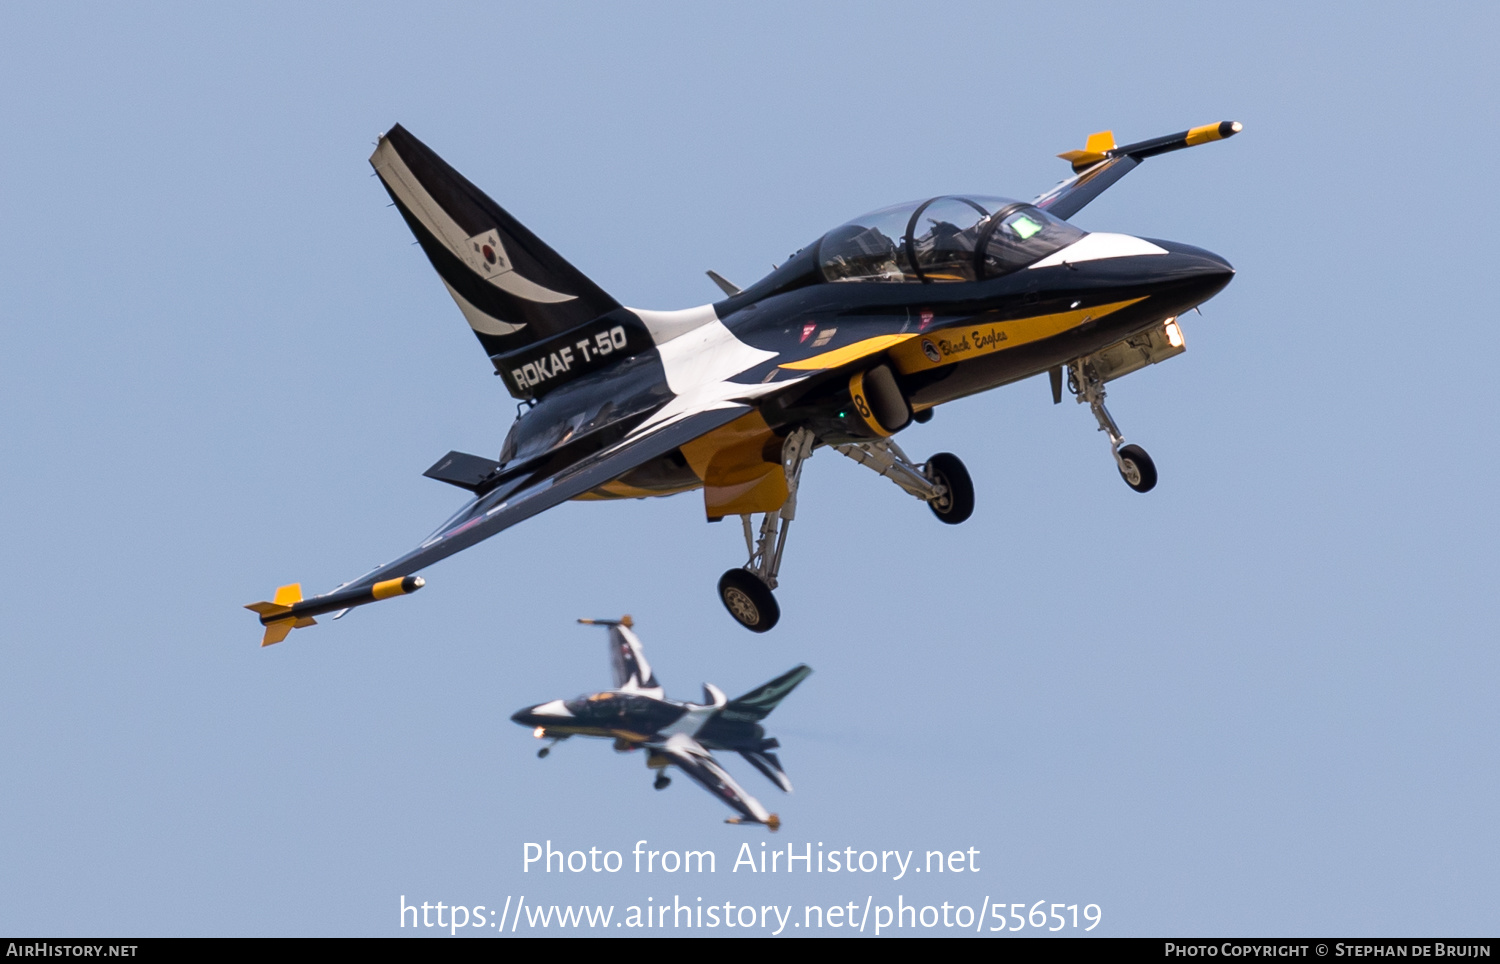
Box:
725;814;781;831
245;575;425;646
1058;120;1243;172
578;614;634;628
1185;120;1243;146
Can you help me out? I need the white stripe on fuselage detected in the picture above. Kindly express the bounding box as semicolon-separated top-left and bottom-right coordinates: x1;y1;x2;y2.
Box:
625;307;802;436
659;702;718;738
1028;231;1167;268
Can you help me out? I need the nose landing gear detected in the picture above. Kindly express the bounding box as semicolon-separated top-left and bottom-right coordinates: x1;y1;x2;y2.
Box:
1068;361;1157;493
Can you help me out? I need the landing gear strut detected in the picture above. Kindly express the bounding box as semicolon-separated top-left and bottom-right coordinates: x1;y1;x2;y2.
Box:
716;428;815;633
833;438;975;524
1068;361;1157;493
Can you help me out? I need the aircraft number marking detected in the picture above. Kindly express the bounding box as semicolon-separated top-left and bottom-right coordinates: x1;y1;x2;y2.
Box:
847;370;892;437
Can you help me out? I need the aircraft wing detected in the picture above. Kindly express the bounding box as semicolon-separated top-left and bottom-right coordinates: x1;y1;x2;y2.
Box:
653;733;778;828
256;404;752;635
722;664;812;723
1033;154;1140;221
1035;121;1241;220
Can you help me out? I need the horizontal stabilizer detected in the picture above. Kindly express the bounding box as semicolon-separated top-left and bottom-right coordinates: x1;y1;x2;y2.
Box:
706;270;741;296
740;748;793;793
423;451;502;492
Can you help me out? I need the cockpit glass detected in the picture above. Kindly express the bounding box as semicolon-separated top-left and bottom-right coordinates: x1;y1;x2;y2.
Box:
563;692;622;720
910;196;990;282
818;202;919;283
818;196;1085;284
981;206;1086;276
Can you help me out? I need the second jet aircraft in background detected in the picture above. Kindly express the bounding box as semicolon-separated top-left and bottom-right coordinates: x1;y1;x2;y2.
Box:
511;617;810;829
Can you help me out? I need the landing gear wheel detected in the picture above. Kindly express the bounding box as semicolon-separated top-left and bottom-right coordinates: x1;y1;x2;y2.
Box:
717;569;781;633
653;775;671;791
537;747;550;759
923;452;975;525
1117;444;1157;493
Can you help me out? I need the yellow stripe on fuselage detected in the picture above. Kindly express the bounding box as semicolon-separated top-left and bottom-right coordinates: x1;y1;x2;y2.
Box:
887;297;1147;375
778;334;917;371
776;298;1146;375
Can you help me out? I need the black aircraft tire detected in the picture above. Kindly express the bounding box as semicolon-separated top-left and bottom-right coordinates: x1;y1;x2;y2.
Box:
924;452;975;525
717;569;781;633
1117;444;1158;493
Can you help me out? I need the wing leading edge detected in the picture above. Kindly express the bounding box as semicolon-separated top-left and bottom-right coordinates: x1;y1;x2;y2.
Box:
248;405;751;643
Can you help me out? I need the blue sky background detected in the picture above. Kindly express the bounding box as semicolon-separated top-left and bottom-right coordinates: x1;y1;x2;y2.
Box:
3;1;1497;937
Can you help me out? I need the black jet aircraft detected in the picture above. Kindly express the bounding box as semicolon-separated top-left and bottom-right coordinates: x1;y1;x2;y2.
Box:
511;616;810;829
247;120;1239;639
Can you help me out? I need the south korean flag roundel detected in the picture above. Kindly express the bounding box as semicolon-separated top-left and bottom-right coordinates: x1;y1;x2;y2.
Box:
463;230;513;278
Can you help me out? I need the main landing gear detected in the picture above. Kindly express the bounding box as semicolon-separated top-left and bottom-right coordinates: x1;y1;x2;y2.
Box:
716;429;976;633
1068;361;1157;493
833;439;974;524
716;428;814;634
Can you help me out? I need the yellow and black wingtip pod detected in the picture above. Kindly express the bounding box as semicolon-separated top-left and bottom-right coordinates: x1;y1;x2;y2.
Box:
577;614;634;627
1058;120;1243;172
244;576;425;646
1185;120;1243;146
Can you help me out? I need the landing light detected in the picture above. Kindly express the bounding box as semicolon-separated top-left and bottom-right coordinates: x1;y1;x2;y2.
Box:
1164;317;1184;348
533;726;546;738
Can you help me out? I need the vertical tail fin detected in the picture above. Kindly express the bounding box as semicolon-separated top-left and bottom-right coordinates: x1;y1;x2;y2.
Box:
370;125;630;386
579;616;662;697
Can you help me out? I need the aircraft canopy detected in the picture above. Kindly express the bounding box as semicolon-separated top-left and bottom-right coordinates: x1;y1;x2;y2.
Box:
819;195;1085;284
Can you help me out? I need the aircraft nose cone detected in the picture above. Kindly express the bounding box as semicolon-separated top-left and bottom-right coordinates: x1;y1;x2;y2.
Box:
1185;246;1234;279
511;707;534;725
1137;239;1235;307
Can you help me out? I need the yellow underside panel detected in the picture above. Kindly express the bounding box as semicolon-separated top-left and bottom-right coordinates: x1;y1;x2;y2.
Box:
572;479;702;501
678;409;788;520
